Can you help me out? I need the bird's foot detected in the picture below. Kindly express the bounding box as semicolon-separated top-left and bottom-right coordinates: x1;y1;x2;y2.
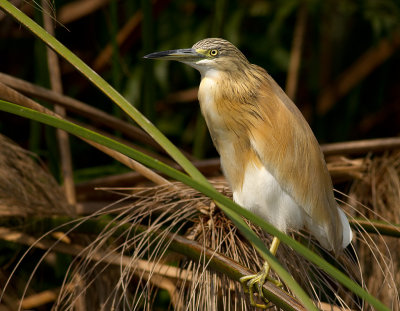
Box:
240;263;283;309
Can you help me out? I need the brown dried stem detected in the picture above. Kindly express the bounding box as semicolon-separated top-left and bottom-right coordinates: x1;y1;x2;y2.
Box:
317;28;400;115
43;0;76;206
0;82;168;186
0;72;161;151
321;137;400;156
58;0;111;24
285;0;307;101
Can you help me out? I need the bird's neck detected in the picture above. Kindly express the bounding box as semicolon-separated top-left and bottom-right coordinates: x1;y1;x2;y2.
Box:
197;69;227;144
201;64;266;101
197;66;264;192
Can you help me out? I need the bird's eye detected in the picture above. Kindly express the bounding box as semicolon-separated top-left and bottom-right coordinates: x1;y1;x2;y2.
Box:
209;49;219;57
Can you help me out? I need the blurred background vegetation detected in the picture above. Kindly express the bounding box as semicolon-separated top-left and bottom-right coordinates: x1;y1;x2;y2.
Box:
1;0;400;309
1;0;400;183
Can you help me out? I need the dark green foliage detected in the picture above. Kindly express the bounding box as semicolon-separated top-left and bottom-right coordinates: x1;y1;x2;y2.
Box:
1;1;400;309
3;0;399;167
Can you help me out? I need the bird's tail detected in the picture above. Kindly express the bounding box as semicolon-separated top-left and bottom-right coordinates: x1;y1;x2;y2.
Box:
338;207;353;249
305;206;353;254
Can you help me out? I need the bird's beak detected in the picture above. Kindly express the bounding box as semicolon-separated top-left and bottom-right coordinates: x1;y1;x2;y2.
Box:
143;48;205;62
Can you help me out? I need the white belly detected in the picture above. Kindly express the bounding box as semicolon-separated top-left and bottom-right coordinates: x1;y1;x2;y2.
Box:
232;162;305;233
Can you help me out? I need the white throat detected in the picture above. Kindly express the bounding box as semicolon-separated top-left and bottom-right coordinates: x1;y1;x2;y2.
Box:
183;59;218;77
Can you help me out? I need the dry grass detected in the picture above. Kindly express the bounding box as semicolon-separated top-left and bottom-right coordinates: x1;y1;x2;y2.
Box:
47;182;362;310
0;133;72;216
0;134;399;310
345;151;400;310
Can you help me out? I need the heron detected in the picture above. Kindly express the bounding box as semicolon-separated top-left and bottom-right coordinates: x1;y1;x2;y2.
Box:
144;38;352;307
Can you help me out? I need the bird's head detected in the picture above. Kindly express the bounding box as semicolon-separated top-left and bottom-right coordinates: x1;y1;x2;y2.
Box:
144;38;249;75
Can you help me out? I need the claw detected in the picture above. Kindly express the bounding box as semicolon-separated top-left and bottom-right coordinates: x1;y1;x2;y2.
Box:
240;262;283;309
240;273;270;308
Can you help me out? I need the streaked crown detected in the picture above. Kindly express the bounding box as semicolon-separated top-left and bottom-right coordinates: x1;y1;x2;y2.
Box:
192;38;249;68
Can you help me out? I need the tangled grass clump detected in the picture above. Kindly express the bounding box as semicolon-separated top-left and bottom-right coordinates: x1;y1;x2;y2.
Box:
0;134;399;310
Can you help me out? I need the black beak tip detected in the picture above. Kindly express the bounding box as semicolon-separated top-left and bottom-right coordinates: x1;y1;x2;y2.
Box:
143;51;166;59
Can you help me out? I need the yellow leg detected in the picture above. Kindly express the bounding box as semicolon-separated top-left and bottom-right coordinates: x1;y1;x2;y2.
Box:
269;236;280;256
240;237;283;308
